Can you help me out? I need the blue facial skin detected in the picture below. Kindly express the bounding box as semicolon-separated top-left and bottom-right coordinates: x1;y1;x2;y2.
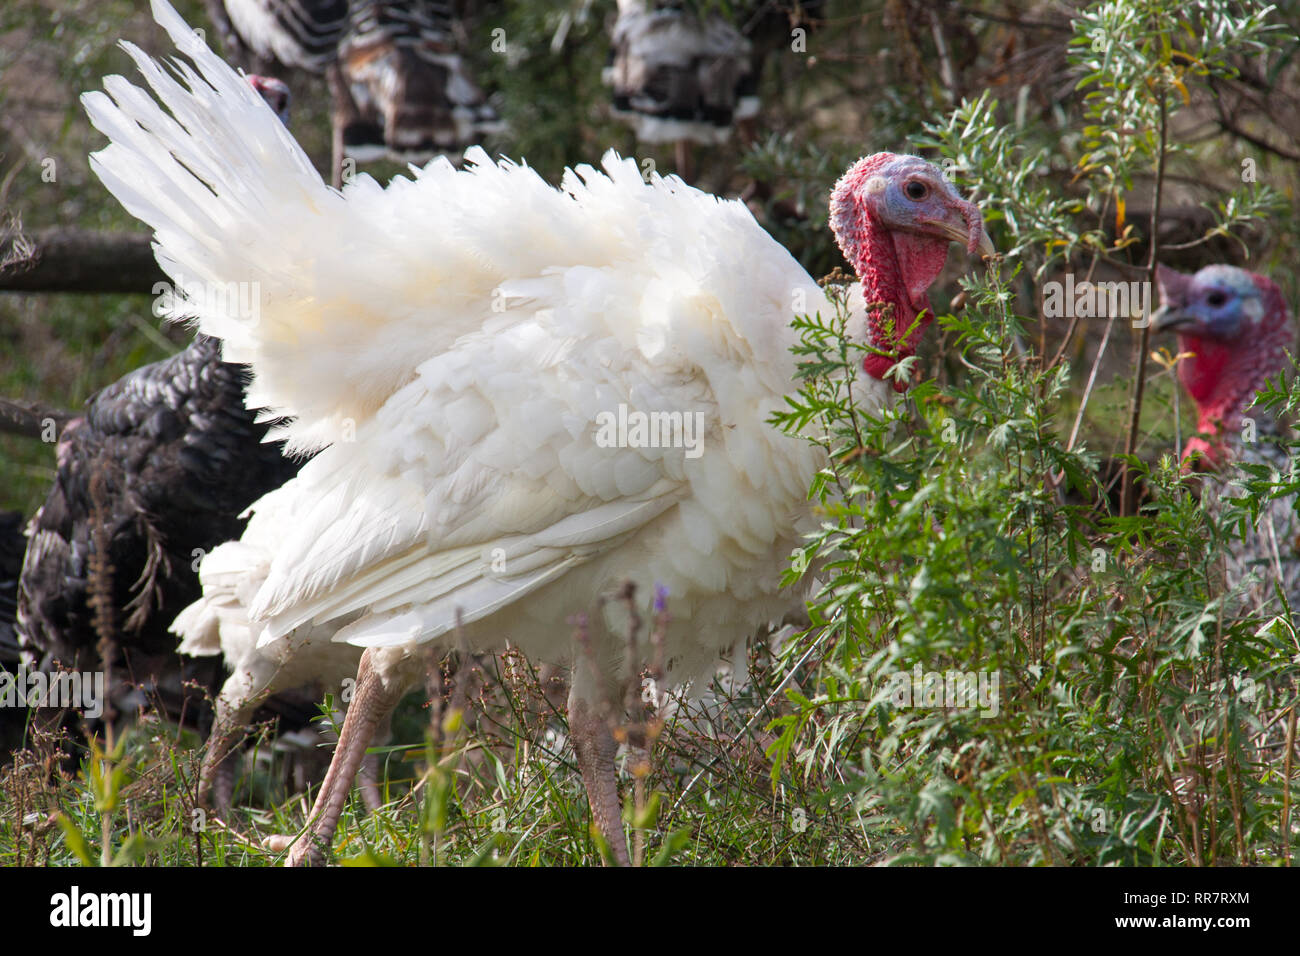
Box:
874;157;966;236
1174;266;1263;340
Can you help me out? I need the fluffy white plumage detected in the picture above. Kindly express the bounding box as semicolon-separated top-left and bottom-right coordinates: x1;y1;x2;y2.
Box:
85;0;848;684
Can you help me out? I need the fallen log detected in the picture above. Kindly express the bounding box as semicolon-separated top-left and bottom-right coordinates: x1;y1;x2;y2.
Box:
0;227;164;294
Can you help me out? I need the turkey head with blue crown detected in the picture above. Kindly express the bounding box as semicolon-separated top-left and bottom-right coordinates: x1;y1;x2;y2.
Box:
831;153;994;391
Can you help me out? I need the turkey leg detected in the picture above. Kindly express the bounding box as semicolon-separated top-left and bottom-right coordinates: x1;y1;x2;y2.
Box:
199;659;279;811
357;708;394;812
569;686;630;867
286;648;403;866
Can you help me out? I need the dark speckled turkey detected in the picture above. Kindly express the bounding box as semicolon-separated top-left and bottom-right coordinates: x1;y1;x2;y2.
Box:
17;335;305;727
0;512;21;657
208;0;500;183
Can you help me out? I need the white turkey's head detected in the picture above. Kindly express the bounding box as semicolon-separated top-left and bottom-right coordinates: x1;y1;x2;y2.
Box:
829;153;993;391
248;75;291;127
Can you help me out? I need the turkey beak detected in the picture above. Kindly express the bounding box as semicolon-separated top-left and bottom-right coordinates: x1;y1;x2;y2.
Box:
963;198;995;259
936;199;995;259
1153;305;1195;332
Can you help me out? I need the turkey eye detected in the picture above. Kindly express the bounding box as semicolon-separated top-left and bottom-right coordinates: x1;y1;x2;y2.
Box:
904;181;928;200
1206;291;1227;308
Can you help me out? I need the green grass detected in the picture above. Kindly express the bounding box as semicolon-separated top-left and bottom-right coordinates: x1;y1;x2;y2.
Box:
0;642;896;866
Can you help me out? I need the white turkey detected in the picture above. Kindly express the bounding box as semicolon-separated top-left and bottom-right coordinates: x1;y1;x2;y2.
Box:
208;0;500;184
83;0;992;865
1152;263;1300;612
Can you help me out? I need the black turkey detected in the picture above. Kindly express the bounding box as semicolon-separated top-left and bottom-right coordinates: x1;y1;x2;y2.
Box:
1152;263;1300;612
606;0;759;147
17;335;304;727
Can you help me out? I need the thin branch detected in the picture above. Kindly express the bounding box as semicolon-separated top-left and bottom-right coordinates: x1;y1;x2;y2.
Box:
1119;91;1168;516
0;398;74;440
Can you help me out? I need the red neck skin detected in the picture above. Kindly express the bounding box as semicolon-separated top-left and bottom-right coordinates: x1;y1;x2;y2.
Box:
841;218;949;392
1177;279;1293;468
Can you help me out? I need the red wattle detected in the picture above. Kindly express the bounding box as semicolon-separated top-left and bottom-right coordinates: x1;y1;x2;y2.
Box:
1177;334;1233;404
